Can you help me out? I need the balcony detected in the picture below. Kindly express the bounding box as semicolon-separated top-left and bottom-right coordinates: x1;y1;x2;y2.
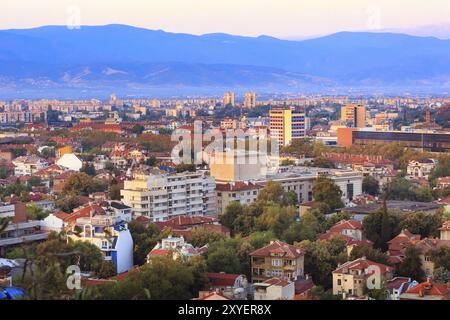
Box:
0;232;49;247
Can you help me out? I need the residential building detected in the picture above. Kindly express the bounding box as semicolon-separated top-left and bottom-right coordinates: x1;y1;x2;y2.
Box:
121;171;216;221
343;200;444;221
250;240;305;283
146;235;205;262
215;182;262;215
387;229;421;265
254;278;295;300
206;273;249;300
399;278;449;300
67;214;134;274
244;92;256;109
341;104;366;128
56;153;83;172
436;177;450;190
153;215;230;238
0;202;49;254
415;238;450;277
318;220;373;255
406;159;437;180
332;257;393;298
223;92;235;107
211;163;363;206
440;221;450;240
269;107;306;147
12;155;48;176
386;277;418;300
56;145;73;158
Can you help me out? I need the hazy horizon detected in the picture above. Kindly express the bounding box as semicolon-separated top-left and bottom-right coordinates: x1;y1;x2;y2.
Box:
1;0;450;39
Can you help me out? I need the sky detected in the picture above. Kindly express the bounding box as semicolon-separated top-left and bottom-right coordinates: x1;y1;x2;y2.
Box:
1;0;450;38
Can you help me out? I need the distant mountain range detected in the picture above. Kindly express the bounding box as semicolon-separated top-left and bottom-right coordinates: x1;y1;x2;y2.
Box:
1;24;450;98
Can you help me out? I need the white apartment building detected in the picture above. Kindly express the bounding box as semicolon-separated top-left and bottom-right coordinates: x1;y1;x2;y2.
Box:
121;171;216;221
12;155;48;176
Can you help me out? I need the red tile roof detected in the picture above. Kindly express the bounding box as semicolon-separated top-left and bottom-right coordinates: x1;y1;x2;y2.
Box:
154;215;217;229
404;279;449;298
263;277;291;287
216;182;262;192
250;240;304;259
333;257;392;275
207;273;240;287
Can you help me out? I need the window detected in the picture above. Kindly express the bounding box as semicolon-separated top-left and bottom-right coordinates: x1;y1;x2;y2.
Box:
337;279;342;285
272;259;282;267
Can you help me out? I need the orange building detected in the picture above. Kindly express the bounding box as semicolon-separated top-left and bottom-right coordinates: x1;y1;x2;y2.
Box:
337;128;358;147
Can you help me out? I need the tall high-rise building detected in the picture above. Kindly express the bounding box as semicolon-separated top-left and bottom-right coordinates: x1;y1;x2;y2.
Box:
269;107;306;147
341;104;366;128
223;92;235;107
244;92;257;109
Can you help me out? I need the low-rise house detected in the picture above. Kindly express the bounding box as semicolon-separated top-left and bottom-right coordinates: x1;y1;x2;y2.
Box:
154;215;230;238
332;257;393;298
436;177;450;190
318;220;373;255
293;277;315;300
440;221;450;240
414;238;450;278
406;159;437;180
250;240;305;283
146;235;206;262
206;273;250;300
387;229;421;265
399;278;449;300
254;277;295;300
52;170;76;194
56;153;83;172
67;214;134;274
343;200;444;221
196;291;231;300
386;277;418;300
12;155;48;176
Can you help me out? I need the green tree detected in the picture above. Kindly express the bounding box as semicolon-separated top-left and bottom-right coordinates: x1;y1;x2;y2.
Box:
349;246;390;265
98;260;117;279
363;207;402;251
430;246;450;270
187;227;225;247
433;267;450;283
399;212;442;238
109;183;122;201
312;176;344;211
95;257;206;300
132;124;145;135
362;175;380;196
248;231;276;249
206;246;241;274
255;204;297;238
81;163;96;176
62;172;106;195
26;204;50;221
56;194;81;213
396;246;425;281
296;237;347;289
220;201;244;234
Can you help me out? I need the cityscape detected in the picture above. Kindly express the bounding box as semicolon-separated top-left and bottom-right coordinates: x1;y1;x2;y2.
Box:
0;0;449;309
